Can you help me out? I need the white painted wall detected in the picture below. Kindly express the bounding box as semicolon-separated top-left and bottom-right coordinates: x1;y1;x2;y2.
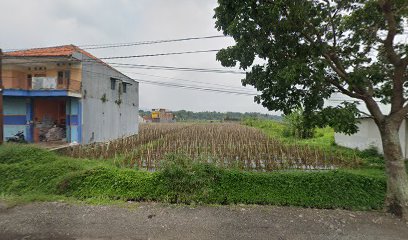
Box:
334;118;407;157
79;54;139;144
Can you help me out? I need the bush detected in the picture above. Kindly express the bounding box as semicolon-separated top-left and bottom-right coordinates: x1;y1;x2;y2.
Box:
0;144;57;164
208;170;385;209
283;109;315;139
157;154;222;203
0;145;387;210
59;166;385;210
358;146;385;168
58;167;158;200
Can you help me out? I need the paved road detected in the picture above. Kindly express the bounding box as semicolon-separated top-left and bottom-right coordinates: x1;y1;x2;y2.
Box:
0;201;407;240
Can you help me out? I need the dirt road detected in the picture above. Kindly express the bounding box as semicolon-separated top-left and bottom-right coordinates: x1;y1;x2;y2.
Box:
0;201;407;240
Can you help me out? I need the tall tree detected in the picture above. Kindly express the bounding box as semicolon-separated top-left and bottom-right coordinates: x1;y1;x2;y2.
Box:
214;0;408;219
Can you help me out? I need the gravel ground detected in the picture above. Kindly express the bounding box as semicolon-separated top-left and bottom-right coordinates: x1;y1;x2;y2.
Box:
0;201;407;240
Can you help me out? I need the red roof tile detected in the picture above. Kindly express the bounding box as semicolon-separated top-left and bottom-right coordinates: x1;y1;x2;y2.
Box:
4;45;133;81
4;45;101;62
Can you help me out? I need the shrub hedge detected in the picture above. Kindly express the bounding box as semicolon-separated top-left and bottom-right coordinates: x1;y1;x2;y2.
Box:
0;145;386;210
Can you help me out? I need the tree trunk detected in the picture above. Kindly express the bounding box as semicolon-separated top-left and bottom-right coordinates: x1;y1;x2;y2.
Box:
379;121;408;220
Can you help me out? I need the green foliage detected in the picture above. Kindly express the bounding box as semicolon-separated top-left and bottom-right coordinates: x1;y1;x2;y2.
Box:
0;145;387;210
0;144;110;196
58;167;157;200
243;119;385;167
214;0;408;134
312;103;361;135
157;154;222;203
243;118;333;147
209;170;385;210
358;146;385;168
0;144;57;164
283;109;314;139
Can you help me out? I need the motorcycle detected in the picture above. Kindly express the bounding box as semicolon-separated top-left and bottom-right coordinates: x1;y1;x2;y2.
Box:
6;131;27;143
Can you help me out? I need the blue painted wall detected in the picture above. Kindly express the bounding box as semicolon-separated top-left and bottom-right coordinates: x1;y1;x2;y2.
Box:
4;96;82;143
66;98;81;143
26;100;34;142
4;89;70;97
3;97;29;141
4;97;26;115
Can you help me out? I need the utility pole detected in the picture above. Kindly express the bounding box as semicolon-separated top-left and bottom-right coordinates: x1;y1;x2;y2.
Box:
0;49;3;144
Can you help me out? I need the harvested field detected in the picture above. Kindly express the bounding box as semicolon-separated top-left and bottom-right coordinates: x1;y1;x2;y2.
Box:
60;123;361;171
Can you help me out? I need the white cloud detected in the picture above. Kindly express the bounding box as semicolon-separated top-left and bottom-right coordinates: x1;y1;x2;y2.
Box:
0;0;276;114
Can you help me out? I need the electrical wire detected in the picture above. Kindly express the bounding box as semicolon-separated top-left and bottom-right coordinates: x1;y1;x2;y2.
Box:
1;57;244;74
78;69;257;96
122;71;251;91
108;63;244;74
3;35;226;52
81;35;226;50
97;49;220;60
1;73;383;101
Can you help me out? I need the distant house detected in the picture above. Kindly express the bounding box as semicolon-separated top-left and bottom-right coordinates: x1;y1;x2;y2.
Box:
138;115;147;123
334;117;408;157
151;109;175;123
142;115;152;123
2;45;139;144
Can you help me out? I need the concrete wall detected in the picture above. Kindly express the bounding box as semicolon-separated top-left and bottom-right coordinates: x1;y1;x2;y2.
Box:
80;55;139;144
334;118;407;157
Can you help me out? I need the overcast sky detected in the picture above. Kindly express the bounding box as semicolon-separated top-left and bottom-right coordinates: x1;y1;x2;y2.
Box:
0;0;277;114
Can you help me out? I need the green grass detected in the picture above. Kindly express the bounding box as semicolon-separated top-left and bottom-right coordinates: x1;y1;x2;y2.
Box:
243;118;337;147
0;145;387;210
242;118;385;168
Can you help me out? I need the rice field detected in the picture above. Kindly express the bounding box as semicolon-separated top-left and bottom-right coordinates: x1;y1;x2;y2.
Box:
60;123;362;171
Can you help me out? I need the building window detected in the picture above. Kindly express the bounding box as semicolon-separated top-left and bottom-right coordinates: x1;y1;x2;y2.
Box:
122;82;127;93
58;71;64;85
110;78;116;90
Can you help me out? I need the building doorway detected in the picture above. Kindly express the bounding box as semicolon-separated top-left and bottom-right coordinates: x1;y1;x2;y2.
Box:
33;98;67;143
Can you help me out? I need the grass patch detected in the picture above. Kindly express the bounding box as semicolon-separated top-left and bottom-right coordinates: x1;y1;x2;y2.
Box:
243;118;385;168
0;145;386;210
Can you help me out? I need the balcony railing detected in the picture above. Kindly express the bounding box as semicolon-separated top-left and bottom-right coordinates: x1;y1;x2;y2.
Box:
32;77;58;89
3;77;81;93
31;77;81;93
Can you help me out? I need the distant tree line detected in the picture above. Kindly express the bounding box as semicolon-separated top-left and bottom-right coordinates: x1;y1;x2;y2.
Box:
139;110;281;122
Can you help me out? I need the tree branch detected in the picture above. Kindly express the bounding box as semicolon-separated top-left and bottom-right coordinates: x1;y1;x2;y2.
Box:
363;97;385;123
323;0;338;47
391;64;406;113
379;0;407;113
302;29;371;101
326;78;364;99
322;53;348;79
380;0;401;66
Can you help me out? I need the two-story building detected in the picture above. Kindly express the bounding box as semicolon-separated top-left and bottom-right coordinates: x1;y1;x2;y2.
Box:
2;45;139;144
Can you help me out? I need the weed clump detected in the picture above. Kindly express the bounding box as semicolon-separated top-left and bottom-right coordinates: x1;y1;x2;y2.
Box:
157;153;221;203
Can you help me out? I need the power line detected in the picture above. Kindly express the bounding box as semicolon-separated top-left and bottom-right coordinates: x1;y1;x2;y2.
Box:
136;79;257;96
98;49;220;60
4;49;221;60
81;35;226;50
123;71;252;91
79;69;256;96
1;57;244;74
107;62;244;74
3;35;226;52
